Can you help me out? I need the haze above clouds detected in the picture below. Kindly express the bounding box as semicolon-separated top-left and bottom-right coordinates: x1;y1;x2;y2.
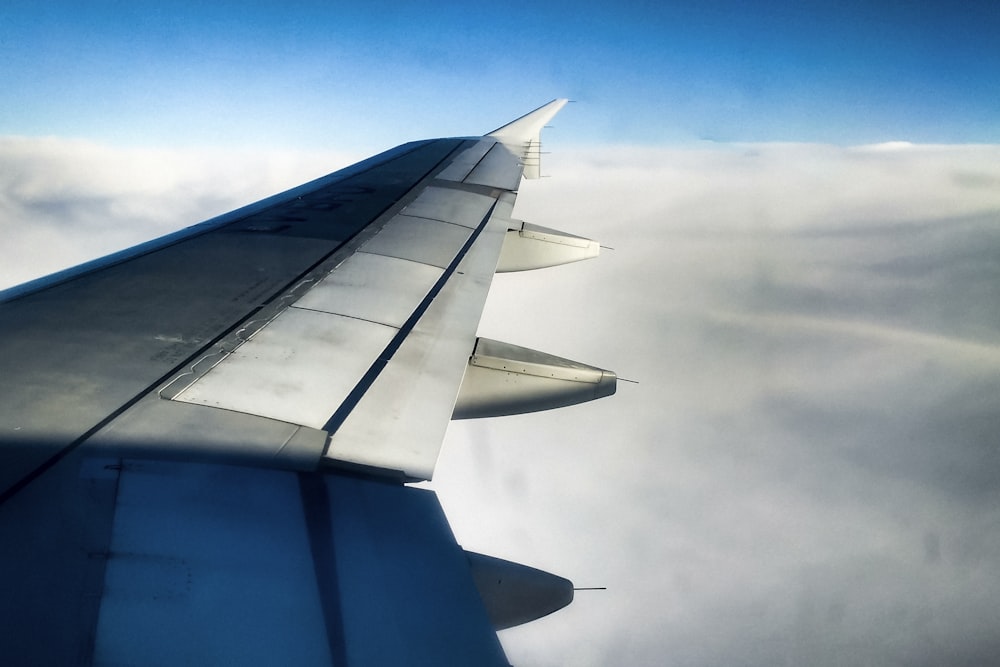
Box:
3;138;1000;665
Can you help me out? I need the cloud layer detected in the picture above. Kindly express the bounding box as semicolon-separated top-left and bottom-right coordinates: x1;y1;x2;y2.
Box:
0;136;357;287
4;138;1000;666
443;143;1000;666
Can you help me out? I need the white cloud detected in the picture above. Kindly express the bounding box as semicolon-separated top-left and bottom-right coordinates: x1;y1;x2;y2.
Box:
4;138;1000;666
440;143;1000;666
0;136;358;288
515;143;1000;235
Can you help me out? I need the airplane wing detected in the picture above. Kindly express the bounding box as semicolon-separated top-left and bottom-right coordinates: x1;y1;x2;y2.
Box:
0;100;616;665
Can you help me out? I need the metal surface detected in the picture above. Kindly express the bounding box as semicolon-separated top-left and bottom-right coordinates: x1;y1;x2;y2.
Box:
0;100;597;664
88;398;329;469
170;178;510;479
466;551;575;630
90;462;508;666
488;98;569;180
324;193;515;479
401;185;497;227
0;136;473;662
0;449;118;664
173;308;397;429
435;138;496;183
295;252;444;327
94;462;332;666
453;337;617;419
362;214;473;269
464;142;524;191
0;137;462;497
497;221;601;272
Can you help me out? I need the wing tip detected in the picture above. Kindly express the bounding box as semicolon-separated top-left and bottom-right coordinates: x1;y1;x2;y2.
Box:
487;99;569;142
487;99;570;179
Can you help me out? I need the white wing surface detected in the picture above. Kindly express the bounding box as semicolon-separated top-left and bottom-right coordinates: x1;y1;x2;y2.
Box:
0;100;614;665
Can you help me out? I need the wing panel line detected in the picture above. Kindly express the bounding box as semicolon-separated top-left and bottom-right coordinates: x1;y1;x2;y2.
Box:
0;140;470;505
460;139;500;183
390;213;484;228
0;140;439;306
320;198;500;439
299;473;349;667
0;304;266;507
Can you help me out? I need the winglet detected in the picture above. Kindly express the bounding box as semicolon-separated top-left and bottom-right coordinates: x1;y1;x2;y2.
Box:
488;99;569;179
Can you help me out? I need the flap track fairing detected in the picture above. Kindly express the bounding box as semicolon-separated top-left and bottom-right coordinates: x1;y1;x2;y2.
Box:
452;337;616;419
496;221;600;272
465;551;574;630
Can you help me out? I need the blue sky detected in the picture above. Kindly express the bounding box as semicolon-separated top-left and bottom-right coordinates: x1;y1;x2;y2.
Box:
2;1;999;148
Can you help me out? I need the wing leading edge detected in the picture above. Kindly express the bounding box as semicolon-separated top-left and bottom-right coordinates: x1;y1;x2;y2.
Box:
0;100;615;664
